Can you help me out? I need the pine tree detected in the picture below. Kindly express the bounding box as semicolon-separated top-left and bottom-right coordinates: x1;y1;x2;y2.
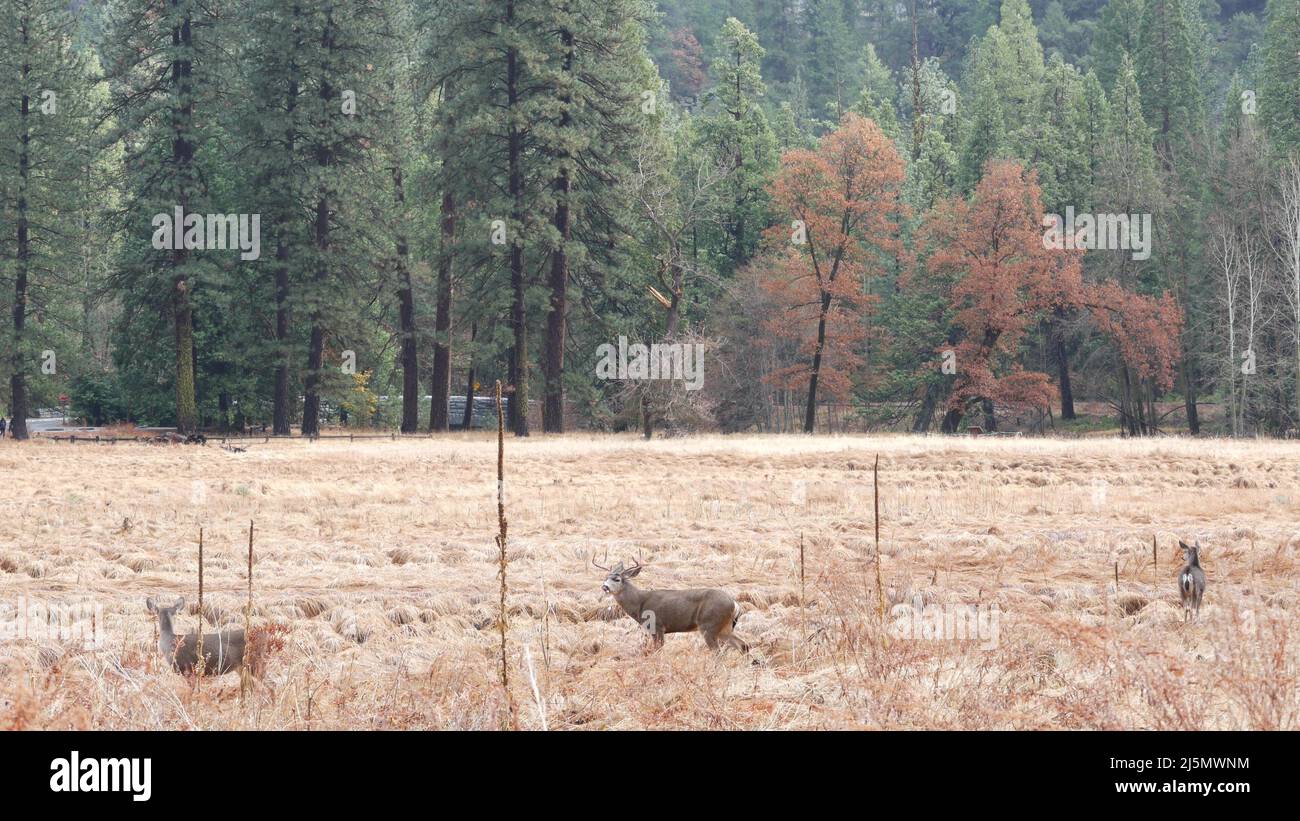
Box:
1136;0;1205;171
369;0;423;434
958;63;1006;193
700;17;777;274
801;0;864;118
296;2;392;436
428;0;562;436
1092;0;1143;91
536;0;654;433
957;0;1048;193
0;0;99;439
1072;71;1109;206
1095;53;1164;432
1034;54;1085;213
103;0;224;433
851;44;901;144
1032;54;1089;418
1260;0;1300;157
1136;0;1210;433
428;75;456;433
241;0;309;434
985;0;1046;154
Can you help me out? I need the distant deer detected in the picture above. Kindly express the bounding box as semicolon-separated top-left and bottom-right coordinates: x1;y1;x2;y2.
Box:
146;597;245;675
1176;541;1206;622
594;557;748;652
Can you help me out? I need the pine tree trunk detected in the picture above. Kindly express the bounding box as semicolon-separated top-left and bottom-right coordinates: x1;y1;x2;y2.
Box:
542;27;574;434
10;47;31;442
430;193;454;431
302;21;334;437
542;187;568;433
430;85;456;433
1178;247;1201;434
1183;362;1200;434
171;7;198;434
506;4;529;437
273;232;292;435
302;320;324;435
303;190;329;435
302;196;329;434
462;323;478;430
393;165;419;433
272;75;298;437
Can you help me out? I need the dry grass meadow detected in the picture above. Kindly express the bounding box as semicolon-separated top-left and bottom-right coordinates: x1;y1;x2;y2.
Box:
1;433;1298;730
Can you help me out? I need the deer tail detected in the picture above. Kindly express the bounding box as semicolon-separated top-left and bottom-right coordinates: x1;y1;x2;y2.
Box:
732;601;741;629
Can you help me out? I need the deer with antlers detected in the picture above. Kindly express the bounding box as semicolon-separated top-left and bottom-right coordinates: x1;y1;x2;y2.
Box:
593;556;748;652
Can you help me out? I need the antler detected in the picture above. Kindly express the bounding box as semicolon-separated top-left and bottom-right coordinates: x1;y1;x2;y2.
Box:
590;548;610;572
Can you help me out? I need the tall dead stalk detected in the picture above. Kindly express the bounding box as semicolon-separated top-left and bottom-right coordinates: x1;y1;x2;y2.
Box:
494;381;517;728
195;527;205;696
241;520;254;703
873;454;886;636
799;531;807;668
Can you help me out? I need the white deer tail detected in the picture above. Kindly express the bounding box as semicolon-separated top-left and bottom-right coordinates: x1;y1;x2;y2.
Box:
732;601;741;629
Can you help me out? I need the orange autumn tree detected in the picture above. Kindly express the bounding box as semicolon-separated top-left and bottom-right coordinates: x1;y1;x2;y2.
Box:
754;113;906;433
922;160;1182;432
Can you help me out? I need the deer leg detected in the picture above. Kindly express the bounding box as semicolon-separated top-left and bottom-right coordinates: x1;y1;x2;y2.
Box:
701;629;720;650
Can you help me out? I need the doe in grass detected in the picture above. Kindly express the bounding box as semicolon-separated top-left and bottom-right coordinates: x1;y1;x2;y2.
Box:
146;596;245;675
1176;541;1206;622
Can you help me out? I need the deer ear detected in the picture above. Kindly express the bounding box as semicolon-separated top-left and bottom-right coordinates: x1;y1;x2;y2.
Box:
146;597;156;613
624;565;642;578
1178;540;1191;551
174;596;186;611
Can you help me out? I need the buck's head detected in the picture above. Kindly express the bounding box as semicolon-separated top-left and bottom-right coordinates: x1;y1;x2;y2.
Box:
1178;540;1201;565
594;558;642;596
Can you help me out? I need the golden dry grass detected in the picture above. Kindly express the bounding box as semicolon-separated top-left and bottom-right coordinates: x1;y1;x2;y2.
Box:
1;433;1298;729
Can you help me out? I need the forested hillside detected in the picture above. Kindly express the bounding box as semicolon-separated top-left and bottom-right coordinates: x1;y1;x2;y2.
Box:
2;0;1298;438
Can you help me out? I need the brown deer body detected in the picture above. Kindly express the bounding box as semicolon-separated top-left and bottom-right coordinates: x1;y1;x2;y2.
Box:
596;559;748;652
146;597;245;675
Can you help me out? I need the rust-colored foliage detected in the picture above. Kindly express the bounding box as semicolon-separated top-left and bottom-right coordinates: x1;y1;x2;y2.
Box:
922;160;1182;419
669;28;707;99
754;114;907;407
